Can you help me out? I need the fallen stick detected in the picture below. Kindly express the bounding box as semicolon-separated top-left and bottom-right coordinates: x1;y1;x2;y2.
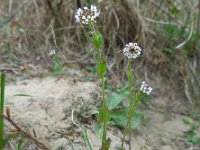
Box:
0;113;50;150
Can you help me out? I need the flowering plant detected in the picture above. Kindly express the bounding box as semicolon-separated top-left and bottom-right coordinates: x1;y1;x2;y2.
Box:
120;43;152;150
75;4;153;150
75;5;110;150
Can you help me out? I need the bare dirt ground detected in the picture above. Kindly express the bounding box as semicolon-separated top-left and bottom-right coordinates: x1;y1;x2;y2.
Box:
3;76;200;150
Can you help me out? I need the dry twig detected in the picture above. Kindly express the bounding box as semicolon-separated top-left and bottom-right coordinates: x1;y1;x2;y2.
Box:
0;113;50;150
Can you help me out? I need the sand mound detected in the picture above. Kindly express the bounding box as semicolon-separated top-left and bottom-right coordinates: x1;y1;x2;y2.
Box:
4;77;128;149
3;77;198;150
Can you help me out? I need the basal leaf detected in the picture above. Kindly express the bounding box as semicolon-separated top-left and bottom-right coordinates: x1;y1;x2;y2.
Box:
110;109;144;129
131;112;144;129
110;109;127;127
93;124;103;139
105;93;122;110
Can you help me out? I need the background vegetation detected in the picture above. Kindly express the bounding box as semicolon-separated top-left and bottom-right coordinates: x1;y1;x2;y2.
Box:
1;0;199;110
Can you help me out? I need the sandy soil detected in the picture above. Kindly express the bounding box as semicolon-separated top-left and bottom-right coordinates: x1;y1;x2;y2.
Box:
3;76;200;150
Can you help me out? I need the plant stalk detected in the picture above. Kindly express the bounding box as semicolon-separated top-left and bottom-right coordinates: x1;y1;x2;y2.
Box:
89;20;108;149
0;73;5;150
100;53;107;146
120;59;134;150
128;60;133;150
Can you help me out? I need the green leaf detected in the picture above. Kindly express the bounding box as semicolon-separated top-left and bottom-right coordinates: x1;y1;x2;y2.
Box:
185;134;200;144
93;124;103;139
13;94;33;97
105;93;122;110
98;105;110;124
116;85;129;98
86;65;96;72
164;24;175;34
81;128;93;150
96;60;106;76
15;139;23;150
110;109;144;129
4;132;18;145
131;112;144;129
110;109;127;127
90;31;103;49
52;53;62;75
91;109;99;115
163;48;173;55
190;136;200;144
182;117;191;125
169;7;177;15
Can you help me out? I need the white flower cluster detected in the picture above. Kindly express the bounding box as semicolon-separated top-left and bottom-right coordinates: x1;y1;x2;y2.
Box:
140;81;153;95
75;5;100;25
123;42;142;59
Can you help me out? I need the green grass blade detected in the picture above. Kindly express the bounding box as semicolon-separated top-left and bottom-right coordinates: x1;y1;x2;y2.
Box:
13;94;33;97
0;73;6;149
84;128;93;150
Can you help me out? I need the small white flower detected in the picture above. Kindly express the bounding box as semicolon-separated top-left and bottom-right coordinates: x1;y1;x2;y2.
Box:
50;48;56;56
123;42;142;59
75;5;100;25
140;81;152;95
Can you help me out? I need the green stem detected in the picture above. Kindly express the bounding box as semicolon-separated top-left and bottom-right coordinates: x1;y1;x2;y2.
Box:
120;59;134;149
102;122;107;146
101;62;106;145
128;60;133;150
89;21;108;149
98;48;107;147
120;118;129;149
127;59;133;107
88;20;95;31
101;73;105;106
0;73;5;150
128;119;131;150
